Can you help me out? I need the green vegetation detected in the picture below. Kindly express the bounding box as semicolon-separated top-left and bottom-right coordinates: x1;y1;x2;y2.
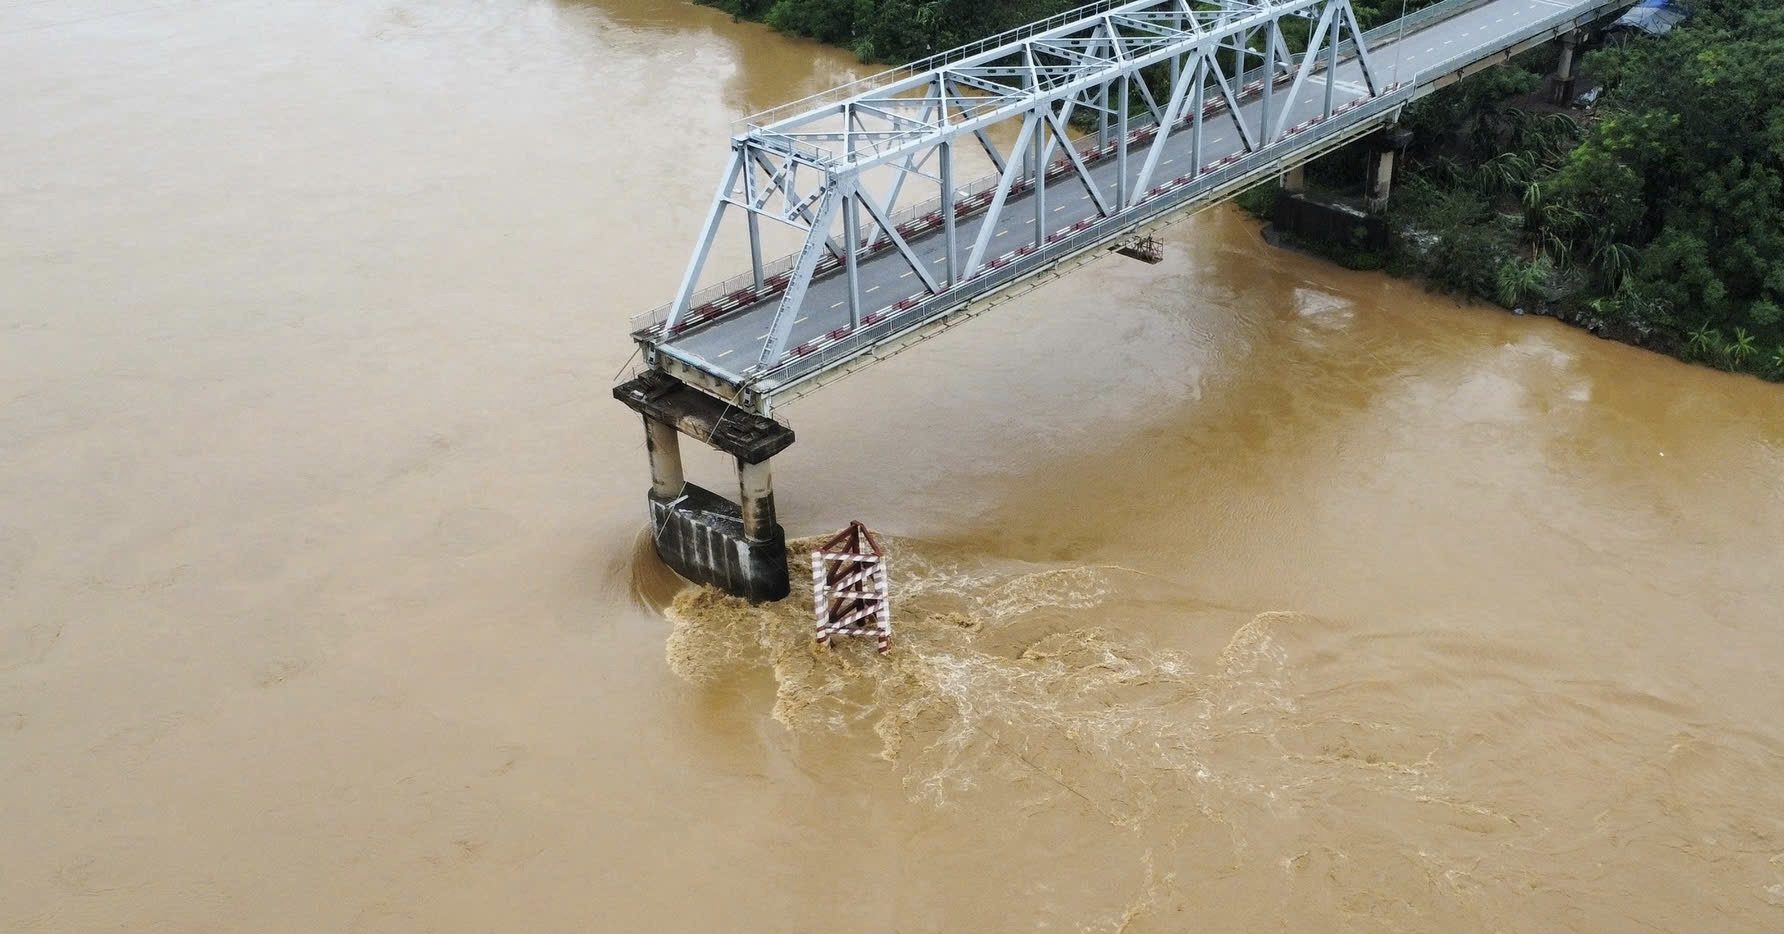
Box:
1276;0;1784;380
699;1;1444;66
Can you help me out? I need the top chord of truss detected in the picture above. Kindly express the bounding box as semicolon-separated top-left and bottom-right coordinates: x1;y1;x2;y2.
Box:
739;0;1332;169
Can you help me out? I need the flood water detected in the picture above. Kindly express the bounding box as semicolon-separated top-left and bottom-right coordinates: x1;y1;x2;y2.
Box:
4;2;1783;931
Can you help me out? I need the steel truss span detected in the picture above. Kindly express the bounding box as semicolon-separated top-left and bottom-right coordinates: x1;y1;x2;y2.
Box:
629;0;1636;413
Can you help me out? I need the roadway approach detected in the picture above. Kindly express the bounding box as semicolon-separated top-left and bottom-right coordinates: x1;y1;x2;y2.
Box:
615;0;1637;602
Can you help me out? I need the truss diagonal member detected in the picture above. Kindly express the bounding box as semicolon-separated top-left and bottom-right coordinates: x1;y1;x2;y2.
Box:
1340;0;1383;95
1132;68;1168;126
963;113;1038;280
1091;14;1133;63
943;76;1010;173
666;150;744;331
1270;20;1296;75
943;70;1030;103
1207;52;1258;153
853;101;940;134
746;149;801;214
1129;52;1203;206
1106;12;1194;41
862;144;941;254
854;187;942;295
755;185;844;371
1272;0;1340;142
1028;38;1116;67
1043;108;1113;217
748;149;846;260
1170;0;1214;32
863;88;943;254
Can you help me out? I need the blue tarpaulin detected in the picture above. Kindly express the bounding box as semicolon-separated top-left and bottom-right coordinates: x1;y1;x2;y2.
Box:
1612;0;1685;35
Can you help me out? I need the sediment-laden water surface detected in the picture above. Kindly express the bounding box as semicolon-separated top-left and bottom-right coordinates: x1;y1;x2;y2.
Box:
3;2;1782;931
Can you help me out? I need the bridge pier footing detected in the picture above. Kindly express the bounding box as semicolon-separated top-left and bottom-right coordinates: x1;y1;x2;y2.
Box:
616;371;795;603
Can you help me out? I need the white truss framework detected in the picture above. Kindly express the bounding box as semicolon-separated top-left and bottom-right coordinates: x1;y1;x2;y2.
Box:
663;0;1385;372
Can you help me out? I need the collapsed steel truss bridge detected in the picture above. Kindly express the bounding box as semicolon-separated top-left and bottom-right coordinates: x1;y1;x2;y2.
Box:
627;0;1633;414
614;0;1637;602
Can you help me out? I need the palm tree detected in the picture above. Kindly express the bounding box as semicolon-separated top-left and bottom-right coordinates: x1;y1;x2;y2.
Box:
1770;345;1784;379
1430;155;1469;188
1686;322;1721;361
1523;112;1582;163
1730;328;1758;368
1477;152;1535;197
1497;253;1556;308
1591;241;1639;293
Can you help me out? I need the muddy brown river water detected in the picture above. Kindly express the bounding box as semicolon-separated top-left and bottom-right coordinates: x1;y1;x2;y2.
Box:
4;1;1783;931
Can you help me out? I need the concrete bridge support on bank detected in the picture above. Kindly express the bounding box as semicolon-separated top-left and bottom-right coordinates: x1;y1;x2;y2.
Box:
1282;163;1308;196
616;371;794;602
1552;29;1582;105
1365;129;1412;214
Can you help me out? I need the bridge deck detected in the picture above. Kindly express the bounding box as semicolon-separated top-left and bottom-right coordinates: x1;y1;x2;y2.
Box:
642;0;1622;406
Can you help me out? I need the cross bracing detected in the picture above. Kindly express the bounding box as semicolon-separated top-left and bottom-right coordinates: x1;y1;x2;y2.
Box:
633;0;1640;412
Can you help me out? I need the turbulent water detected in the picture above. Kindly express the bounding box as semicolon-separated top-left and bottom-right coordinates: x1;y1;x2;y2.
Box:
4;1;1783;931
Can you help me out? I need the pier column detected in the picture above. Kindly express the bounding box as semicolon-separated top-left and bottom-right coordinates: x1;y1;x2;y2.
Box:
1366;148;1395;213
643;417;684;499
1552;30;1581;106
737;457;776;544
1282;163;1306;195
1365;130;1411;215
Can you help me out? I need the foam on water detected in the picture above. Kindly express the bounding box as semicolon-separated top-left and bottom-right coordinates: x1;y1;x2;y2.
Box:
665;536;1331;821
661;537;1784;931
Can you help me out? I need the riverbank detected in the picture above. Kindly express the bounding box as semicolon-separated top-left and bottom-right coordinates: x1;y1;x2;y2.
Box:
1253;1;1784;381
1258;215;1673;353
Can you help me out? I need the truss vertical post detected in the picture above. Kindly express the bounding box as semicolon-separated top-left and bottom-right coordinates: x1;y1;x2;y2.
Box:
746;211;765;290
1116;73;1130;209
1325;7;1339;118
1097;82;1110;148
743;163;766;289
1033;106;1047;249
1190;56;1206;175
941;140;957;288
863;85;941;254
1261;21;1278;147
843;190;862;328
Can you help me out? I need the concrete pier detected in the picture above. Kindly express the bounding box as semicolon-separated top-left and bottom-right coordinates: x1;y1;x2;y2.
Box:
1281;163;1307;196
737;458;776;543
615;371;794;602
643;416;683;499
1365;148;1395;214
1365;129;1411;215
1552;30;1580;105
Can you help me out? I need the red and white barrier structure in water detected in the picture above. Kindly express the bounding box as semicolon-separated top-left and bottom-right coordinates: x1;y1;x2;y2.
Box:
812;522;891;654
